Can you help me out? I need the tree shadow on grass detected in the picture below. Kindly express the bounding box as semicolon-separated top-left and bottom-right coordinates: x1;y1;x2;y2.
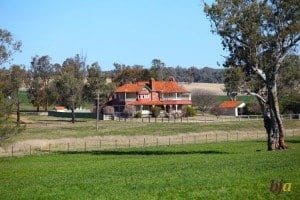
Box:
37;119;87;123
286;139;300;144
56;149;229;156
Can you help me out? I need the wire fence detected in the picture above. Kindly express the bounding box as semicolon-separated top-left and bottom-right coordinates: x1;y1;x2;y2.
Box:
2;129;299;157
114;114;300;123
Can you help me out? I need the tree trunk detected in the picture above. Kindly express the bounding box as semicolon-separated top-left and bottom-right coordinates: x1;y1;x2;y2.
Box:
37;105;40;112
45;100;48;112
257;96;280;151
71;102;75;124
268;85;287;149
17;96;20;127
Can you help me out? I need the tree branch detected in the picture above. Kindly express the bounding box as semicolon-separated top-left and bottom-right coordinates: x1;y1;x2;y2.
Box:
251;65;267;82
245;90;267;104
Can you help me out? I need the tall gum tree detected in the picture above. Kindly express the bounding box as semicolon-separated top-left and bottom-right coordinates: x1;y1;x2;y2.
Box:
204;0;300;150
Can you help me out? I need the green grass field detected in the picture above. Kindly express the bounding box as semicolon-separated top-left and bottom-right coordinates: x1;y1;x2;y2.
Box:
0;138;299;199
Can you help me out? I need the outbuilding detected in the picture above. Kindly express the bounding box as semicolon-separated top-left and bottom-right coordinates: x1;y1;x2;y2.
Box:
219;100;246;117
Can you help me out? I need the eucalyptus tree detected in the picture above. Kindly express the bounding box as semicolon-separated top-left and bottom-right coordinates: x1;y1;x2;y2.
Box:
28;55;54;111
205;0;300;150
52;54;85;123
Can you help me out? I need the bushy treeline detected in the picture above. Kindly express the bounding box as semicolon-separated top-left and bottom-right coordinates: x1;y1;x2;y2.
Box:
110;59;224;85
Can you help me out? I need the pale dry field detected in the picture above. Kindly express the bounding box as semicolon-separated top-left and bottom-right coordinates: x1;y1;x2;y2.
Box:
179;82;225;95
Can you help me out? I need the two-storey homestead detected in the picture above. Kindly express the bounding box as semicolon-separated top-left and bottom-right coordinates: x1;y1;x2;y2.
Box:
106;77;192;116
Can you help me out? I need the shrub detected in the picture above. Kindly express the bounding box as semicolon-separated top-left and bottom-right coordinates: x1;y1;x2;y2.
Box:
183;106;196;117
151;106;161;117
134;111;142;118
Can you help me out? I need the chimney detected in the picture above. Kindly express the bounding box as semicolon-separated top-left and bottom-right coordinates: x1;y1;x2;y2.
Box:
150;78;155;90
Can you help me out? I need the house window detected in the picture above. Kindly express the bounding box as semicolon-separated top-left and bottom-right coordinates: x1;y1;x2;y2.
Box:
139;94;149;99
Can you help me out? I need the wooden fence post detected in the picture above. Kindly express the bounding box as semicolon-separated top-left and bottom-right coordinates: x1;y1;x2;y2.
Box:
293;129;295;137
30;145;32;155
67;143;69;152
49;144;51;153
181;136;184;145
143;138;146;147
84;142;87;152
99;140;101;149
168;137;171;146
206;134;207;143
11;145;14;157
156;138;158;147
128;139;131;148
115;140;117;149
148;116;150;123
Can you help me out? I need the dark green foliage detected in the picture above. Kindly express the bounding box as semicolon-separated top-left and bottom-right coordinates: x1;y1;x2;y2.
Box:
0;87;23;142
51;55;86;123
83;62;114;105
27;55;54;111
223;68;244;100
150;59;165;80
112;61;224;84
280;93;300;114
134;111;142;118
0;28;22;65
151;106;161;117
113;63;151;85
182;106;197;117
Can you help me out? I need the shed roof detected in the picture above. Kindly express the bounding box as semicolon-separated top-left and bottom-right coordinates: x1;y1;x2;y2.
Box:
219;101;244;108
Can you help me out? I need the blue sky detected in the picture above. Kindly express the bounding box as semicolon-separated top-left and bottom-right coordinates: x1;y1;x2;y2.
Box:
1;0;225;70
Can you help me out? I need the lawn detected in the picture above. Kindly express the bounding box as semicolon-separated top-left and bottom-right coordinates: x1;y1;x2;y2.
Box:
0;138;299;199
6;115;300;144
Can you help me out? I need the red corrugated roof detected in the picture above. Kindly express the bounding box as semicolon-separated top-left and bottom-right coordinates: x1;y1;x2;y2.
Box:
219;101;242;108
153;81;188;93
115;84;144;93
115;80;189;93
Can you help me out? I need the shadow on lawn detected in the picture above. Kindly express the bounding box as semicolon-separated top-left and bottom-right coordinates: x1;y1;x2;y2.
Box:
37;119;87;123
57;149;229;156
287;139;300;144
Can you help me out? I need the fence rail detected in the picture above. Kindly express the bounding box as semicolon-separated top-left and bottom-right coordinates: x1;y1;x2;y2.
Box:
1;129;299;157
115;114;300;123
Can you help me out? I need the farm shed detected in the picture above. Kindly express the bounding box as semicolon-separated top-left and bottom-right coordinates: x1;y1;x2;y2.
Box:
219;101;246;117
